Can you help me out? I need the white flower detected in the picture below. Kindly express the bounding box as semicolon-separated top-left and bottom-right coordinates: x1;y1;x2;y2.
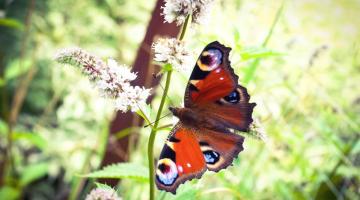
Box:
249;118;268;142
107;59;137;82
85;188;121;200
152;38;193;72
55;48;151;113
54;47;106;80
192;0;214;24
162;0;215;26
115;85;151;113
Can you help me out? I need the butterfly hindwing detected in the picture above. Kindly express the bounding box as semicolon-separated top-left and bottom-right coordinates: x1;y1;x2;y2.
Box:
155;124;245;193
198;85;256;131
195;128;244;172
155;123;206;194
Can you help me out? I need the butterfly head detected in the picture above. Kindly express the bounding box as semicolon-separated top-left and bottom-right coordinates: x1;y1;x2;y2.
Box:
169;107;199;127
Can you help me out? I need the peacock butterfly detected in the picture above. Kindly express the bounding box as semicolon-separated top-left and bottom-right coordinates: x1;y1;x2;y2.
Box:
155;41;256;194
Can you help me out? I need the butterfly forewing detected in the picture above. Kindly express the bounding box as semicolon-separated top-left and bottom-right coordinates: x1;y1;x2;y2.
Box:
184;41;255;131
184;41;238;107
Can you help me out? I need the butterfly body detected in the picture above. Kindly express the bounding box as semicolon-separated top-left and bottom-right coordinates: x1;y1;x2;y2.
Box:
169;107;220;130
156;41;256;194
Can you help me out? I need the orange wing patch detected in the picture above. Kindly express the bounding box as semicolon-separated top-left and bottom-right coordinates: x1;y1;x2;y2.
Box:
191;67;235;104
155;124;206;194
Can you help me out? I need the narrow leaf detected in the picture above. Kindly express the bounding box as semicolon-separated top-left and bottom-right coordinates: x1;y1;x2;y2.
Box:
82;163;149;182
4;59;32;80
0;18;24;30
240;47;282;61
20;162;49;186
94;182;114;190
0;120;8;136
12;132;47;150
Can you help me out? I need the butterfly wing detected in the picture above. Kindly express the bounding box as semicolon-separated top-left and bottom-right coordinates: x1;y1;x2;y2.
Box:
184;41;255;131
195;128;244;172
155;123;206;194
184;41;237;106
155;123;245;193
198;85;256;131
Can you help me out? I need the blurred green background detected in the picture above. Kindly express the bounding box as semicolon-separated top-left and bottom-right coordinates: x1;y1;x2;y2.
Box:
0;0;359;199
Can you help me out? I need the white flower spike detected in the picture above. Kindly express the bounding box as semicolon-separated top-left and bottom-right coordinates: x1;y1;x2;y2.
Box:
85;188;122;200
55;48;151;113
152;38;193;72
162;0;215;26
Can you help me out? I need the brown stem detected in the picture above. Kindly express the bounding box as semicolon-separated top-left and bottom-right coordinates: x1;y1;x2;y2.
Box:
1;0;36;185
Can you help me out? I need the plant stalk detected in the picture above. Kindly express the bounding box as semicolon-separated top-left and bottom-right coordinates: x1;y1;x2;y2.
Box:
178;15;190;41
147;70;172;200
147;14;189;200
243;1;284;84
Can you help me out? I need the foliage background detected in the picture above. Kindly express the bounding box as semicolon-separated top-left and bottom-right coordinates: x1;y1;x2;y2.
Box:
0;0;359;199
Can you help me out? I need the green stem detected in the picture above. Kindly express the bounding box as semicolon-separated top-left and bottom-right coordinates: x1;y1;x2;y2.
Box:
243;1;284;84
68;149;93;200
148;71;172;200
179;15;190;41
147;14;189;200
137;107;153;128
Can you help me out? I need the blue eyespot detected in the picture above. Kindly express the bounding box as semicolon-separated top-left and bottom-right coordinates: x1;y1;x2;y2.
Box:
224;90;240;104
203;150;220;164
200;49;222;70
156;159;178;185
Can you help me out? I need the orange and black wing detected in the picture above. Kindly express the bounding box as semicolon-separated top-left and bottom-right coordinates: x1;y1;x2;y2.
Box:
155;123;245;193
195;127;245;172
184;41;256;131
155;123;206;194
184;41;237;106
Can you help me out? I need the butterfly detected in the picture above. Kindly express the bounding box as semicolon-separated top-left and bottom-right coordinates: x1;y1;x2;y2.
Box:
155;41;256;194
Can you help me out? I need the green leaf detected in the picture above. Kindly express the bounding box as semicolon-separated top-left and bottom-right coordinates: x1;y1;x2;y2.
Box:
94;182;114;190
0;18;24;30
0;78;5;87
20;162;49;186
82;163;149;182
240;47;283;61
170;188;198;200
4;59;32;80
12;132;47;150
114;127;139;140
0;120;8;136
0;186;20;200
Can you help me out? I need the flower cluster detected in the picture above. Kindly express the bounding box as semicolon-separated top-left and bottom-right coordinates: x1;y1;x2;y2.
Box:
162;0;215;26
85;188;122;200
54;47;106;81
249;118;268;142
55;48;151;112
152;38;193;72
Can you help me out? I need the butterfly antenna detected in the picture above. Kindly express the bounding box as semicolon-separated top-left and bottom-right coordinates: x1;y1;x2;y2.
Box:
144;112;172;128
153;73;175;107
